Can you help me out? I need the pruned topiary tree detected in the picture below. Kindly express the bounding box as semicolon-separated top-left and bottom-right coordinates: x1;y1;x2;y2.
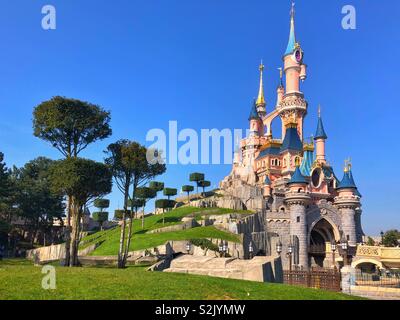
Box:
149;181;164;202
93;198;110;230
163;188;177;200
198;180;211;196
155;199;176;225
182;185;194;204
189;173;204;195
135;187;157;229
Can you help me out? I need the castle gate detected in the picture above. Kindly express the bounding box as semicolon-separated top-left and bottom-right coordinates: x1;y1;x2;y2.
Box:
308;218;340;268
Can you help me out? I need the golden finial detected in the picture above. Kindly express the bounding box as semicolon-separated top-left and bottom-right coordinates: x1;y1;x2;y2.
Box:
344;158;352;172
256;61;266;106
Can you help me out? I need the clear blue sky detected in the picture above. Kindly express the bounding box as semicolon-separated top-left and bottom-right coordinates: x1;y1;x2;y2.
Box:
0;0;398;236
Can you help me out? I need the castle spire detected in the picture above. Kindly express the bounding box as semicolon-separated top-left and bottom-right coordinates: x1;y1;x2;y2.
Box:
284;2;297;56
256;61;266;106
314;105;328;140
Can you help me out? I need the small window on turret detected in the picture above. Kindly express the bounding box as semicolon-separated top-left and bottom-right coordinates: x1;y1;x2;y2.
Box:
297;216;300;223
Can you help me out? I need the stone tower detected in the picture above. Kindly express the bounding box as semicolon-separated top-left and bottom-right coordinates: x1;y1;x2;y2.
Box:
285;166;311;270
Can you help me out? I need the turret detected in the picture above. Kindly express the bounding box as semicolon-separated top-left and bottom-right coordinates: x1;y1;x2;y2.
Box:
283;2;306;95
285;166;311;270
263;175;272;197
249;100;263;136
334;160;361;246
276;67;285;106
255;62;267;117
314;106;328;164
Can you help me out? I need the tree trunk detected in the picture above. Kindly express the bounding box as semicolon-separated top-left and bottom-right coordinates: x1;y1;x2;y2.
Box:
118;186;130;268
64;195;72;267
124;213;133;264
163;208;165;225
69;200;81;267
141;203;145;229
187;192;190;204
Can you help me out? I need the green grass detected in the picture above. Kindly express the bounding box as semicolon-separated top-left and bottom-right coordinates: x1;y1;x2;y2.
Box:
0;260;362;300
82;207;247;256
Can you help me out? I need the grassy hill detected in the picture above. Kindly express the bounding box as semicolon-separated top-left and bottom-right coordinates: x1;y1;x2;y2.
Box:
82;207;251;256
0;260;363;300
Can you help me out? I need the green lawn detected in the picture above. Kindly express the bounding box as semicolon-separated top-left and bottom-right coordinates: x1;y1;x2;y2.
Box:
82;207;246;256
0;260;362;300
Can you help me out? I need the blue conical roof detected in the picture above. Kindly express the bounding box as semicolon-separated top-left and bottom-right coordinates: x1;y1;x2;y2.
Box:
337;169;357;190
300;149;314;176
288;166;308;185
248;101;260;121
281;127;303;153
264;175;271;185
315;116;328;140
284;6;296;56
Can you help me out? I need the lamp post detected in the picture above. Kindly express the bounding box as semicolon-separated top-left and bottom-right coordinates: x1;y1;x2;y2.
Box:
276;240;282;256
186;242;191;255
218;240;223;257
331;241;337;270
380;231;384;246
287;242;294;272
341;239;349;266
222;241;228;257
249;242;254;259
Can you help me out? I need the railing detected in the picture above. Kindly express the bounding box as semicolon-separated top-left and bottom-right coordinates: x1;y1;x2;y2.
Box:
356;245;400;259
355;271;400;288
283;269;341;292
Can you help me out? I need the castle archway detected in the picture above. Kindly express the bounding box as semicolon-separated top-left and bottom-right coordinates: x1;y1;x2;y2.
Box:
308;218;339;268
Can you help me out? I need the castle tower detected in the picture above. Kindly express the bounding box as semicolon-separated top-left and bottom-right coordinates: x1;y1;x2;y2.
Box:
248;100;263;137
334;161;361;246
280;2;308;140
285;166;311;270
256;62;267;117
314;106;328;164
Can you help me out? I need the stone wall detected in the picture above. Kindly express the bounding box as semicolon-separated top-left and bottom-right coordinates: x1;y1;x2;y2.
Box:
164;255;283;283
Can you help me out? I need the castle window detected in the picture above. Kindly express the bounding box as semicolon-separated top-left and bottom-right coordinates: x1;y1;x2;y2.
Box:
280;207;285;213
297;216;300;223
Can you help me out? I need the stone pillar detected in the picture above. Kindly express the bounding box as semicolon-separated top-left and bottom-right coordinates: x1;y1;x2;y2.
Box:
341;266;356;295
339;205;357;246
286;194;311;271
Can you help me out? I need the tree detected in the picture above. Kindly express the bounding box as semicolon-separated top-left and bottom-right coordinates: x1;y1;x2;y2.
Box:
149;181;164;203
366;237;375;246
163;188;177;200
33;96;112;266
49;158;112;266
382;230;400;247
182;185;194;204
155;199;176;225
13;157;65;246
135;187;156;229
198;180;211;196
114;210;127;221
0;152;13;221
93;199;110;231
105;140;166;268
189;173;204;195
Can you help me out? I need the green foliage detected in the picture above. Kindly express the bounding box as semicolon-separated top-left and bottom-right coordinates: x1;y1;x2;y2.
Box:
128;199;145;209
190;173;205;183
94;199;110;209
190;238;219;252
198;180;211;188
182;185;194;193
105;140;166;196
136;187;157;200
0;152;14;218
155;199;176;210
33;96;112;157
149;181;164;192
382;230;400;247
49;158;112;206
114;210;125;220
12;157;65;230
163;188;177;199
92;212;109;224
366;237;375;246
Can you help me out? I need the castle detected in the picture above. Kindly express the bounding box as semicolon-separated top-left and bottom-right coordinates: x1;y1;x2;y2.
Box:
220;4;364;270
